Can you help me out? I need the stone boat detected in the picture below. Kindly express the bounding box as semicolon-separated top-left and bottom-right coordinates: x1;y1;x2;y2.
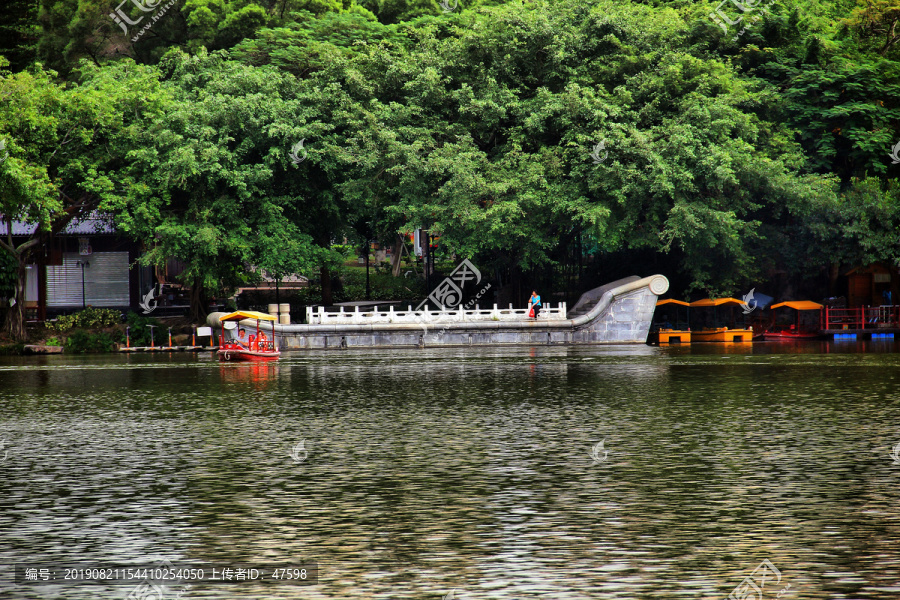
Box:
207;274;669;350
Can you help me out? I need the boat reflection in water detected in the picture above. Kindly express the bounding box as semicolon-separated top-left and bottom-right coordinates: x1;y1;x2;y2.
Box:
218;361;280;389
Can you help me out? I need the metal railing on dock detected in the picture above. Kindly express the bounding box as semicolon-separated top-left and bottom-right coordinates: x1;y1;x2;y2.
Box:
119;324;219;352
120;346;218;352
824;305;900;330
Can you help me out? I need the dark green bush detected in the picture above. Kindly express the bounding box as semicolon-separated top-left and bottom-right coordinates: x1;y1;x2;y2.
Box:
337;268;425;302
64;330;120;353
0;343;25;355
124;312;163;347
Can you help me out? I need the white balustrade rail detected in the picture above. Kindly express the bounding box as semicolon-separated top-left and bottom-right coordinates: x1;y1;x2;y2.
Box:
305;303;567;325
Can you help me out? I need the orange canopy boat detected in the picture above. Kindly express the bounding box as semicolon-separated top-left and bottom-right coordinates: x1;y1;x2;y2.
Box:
649;299;692;344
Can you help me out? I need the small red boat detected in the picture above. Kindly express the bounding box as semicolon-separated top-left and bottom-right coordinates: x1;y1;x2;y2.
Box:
758;301;824;341
217;311;281;362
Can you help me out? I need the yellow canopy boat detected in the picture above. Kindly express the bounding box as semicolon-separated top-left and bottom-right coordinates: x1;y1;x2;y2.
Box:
689;298;753;342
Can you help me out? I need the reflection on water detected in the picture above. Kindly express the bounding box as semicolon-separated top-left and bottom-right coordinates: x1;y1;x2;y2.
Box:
2;343;900;598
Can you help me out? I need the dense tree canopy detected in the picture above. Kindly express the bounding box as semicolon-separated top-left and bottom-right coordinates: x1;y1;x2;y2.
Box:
1;0;899;337
0;57;165;337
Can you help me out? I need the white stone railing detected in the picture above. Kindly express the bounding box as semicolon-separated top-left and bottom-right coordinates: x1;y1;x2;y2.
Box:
305;303;567;325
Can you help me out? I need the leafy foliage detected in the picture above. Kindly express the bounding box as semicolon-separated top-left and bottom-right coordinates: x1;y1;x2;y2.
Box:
0;57;167;339
124;312;163;347
3;0;899;304
47;307;122;331
64;330;120;353
110;49;323;317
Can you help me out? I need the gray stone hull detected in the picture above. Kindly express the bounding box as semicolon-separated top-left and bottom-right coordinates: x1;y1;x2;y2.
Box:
209;274;669;350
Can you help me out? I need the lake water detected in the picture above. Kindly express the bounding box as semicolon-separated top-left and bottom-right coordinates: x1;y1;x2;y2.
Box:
2;342;900;599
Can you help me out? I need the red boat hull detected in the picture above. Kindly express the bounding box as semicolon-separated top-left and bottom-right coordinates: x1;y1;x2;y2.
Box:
218;342;280;362
760;331;821;341
218;349;280;361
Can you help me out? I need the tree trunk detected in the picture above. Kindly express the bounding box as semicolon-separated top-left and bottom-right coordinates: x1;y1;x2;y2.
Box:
320;265;333;306
828;262;840;297
190;278;208;323
391;234;404;277
2;254;28;341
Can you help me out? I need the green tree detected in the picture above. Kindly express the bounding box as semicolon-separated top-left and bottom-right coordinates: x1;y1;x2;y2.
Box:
788;177;900;293
110;50;323;318
326;0;833;294
0;58;165;339
0;0;39;72
846;0;900;57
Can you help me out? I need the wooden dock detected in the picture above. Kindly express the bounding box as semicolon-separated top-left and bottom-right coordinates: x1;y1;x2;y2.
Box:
120;346;219;352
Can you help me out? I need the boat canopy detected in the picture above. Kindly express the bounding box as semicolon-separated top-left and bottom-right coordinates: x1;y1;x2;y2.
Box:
690;298;744;307
218;310;278;322
656;299;690;307
770;301;824;311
